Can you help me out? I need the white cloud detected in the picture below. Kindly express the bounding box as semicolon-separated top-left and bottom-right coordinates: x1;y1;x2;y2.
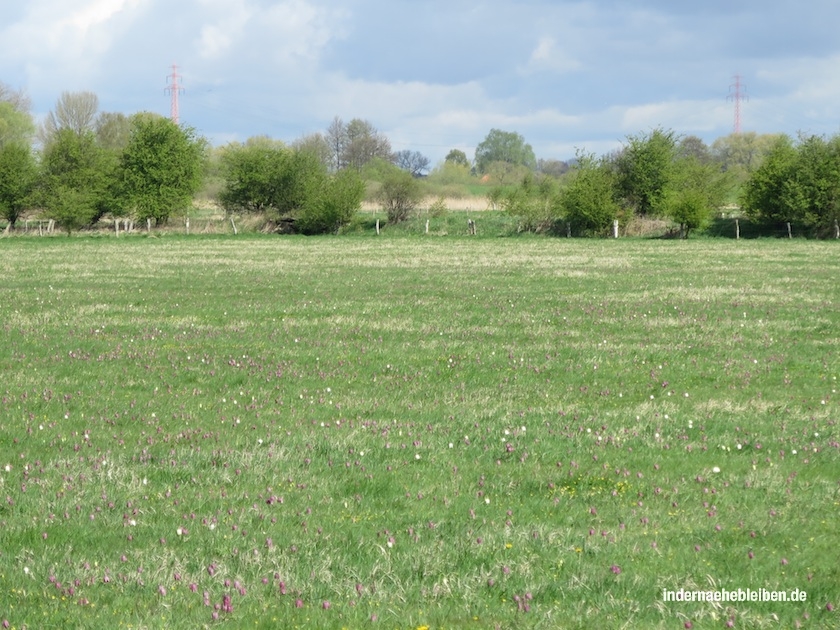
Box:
4;0;147;57
1;0;150;94
262;0;344;66
618;100;731;133
189;0;348;86
194;0;252;60
520;36;582;75
197;24;236;60
65;0;140;33
317;77;486;121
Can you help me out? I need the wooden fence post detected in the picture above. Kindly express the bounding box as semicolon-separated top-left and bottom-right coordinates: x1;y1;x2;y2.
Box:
735;218;740;240
376;219;380;235
786;222;792;239
613;219;619;238
425;219;429;234
230;217;238;235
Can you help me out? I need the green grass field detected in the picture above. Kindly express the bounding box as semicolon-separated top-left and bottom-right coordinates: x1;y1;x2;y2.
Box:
0;234;838;629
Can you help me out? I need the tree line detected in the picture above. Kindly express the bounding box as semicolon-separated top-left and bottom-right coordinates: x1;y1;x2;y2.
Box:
0;89;204;234
496;128;840;238
1;84;839;237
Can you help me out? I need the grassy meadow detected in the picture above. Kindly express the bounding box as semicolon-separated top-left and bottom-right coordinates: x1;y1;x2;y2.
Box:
0;234;838;629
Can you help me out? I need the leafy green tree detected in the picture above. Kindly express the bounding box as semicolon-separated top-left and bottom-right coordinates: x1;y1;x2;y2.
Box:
740;135;798;226
0;83;34;150
615;127;677;216
500;172;561;232
219;138;287;214
474;129;537;175
444;149;470;168
0;142;38;229
39;129;112;234
292;132;332;169
665;187;712;239
272;149;327;218
296;168;365;234
219;139;362;233
379;164;423;223
741;133;840;236
788;134;840;234
119;115;205;225
95;112;133;153
676;135;712;164
665;155;733;238
48;186;99;235
560;152;620;235
0;101;35;149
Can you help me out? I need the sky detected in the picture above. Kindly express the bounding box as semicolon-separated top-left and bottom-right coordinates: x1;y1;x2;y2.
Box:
1;0;839;165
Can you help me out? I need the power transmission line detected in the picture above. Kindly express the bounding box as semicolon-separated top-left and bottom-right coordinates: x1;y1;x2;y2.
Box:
727;74;748;134
165;64;184;124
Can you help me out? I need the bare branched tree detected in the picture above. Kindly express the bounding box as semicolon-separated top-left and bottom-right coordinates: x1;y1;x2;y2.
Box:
325;116;347;171
0;82;32;113
324;117;391;173
394;150;431;177
343;118;391;173
40;91;99;146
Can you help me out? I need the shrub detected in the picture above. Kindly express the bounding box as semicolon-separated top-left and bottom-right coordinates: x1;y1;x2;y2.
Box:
427;196;448;218
379;167;423;223
500;173;561;232
296;169;365;234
